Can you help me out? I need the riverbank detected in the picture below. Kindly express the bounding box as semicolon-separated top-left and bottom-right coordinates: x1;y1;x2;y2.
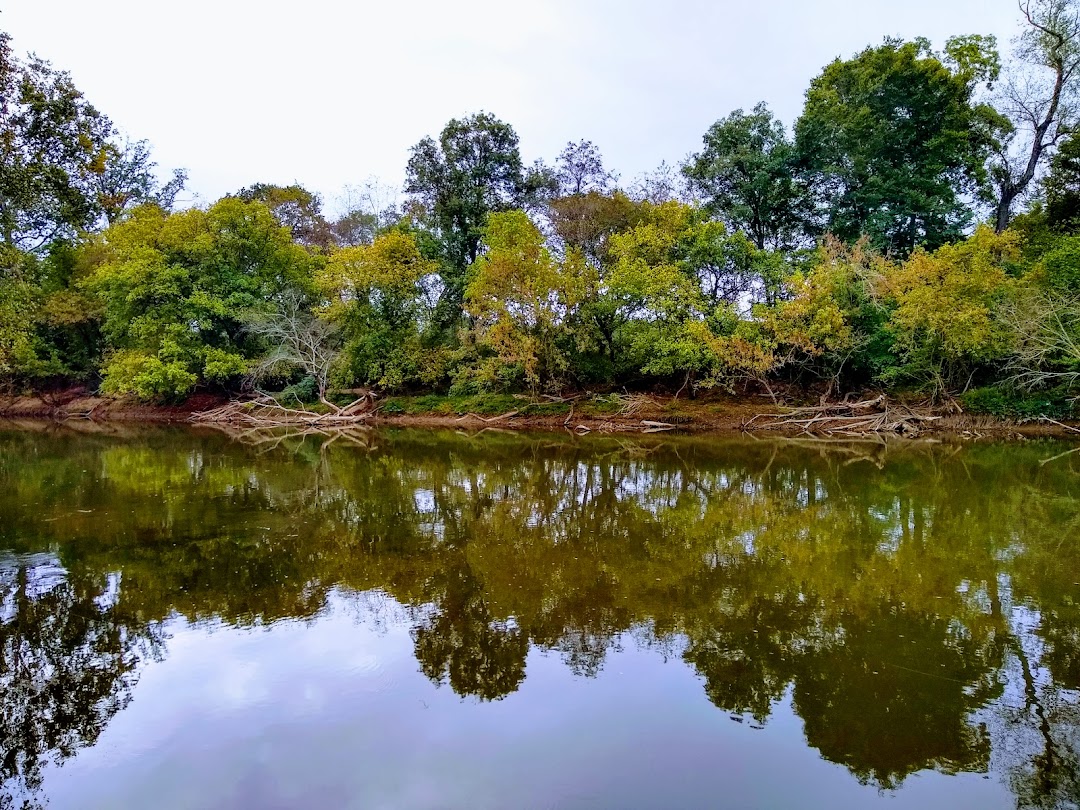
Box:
1;388;1077;439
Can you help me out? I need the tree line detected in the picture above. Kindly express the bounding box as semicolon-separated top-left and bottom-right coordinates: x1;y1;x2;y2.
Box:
3;2;1080;412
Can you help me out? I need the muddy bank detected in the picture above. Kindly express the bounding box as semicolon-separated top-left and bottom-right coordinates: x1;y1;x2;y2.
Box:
0;390;228;422
374;411;1077;439
2;389;1078;439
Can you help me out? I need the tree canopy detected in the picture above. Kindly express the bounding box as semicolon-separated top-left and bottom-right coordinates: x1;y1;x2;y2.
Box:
795;38;1001;255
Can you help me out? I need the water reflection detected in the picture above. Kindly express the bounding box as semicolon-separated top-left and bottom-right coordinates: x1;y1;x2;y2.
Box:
0;553;166;810
0;425;1079;808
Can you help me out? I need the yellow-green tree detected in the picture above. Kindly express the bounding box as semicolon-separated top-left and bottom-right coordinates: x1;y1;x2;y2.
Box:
82;199;317;400
464;210;584;391
758;237;891;387
318;229;439;390
606;201;780;391
880;225;1018;390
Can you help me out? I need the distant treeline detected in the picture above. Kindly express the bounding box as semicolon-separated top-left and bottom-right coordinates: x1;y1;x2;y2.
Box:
3;4;1080;414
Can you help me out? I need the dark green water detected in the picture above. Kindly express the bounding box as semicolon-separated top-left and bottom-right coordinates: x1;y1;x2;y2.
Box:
1;424;1078;809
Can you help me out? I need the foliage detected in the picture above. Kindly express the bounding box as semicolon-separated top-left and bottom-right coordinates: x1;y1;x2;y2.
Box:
318;229;439;390
93;138;186;227
463;211;585;391
4;21;1080;408
405;112;554;327
547;190;643;267
1044;134;1080;232
0;33;112;253
795;38;1001;254
683;102;809;252
82;199;316;399
762;237;889;383
878;226;1019;390
961;384;1077;418
0;275;41;379
236;183;333;250
97;349;199;401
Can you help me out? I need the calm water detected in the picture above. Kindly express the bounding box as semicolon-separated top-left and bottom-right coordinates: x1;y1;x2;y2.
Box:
1;424;1079;810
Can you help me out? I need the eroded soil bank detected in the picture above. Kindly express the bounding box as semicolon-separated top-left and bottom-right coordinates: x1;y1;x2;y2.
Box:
1;387;1077;439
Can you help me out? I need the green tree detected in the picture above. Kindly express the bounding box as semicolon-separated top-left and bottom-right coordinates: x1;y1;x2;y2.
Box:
1043;134;1080;231
606;201;761;389
82;199;317;400
683;102;809;252
545;192;648;379
0;32;112;255
0;269;40;380
318;229;439;390
404;112;553;327
795;38;1001;254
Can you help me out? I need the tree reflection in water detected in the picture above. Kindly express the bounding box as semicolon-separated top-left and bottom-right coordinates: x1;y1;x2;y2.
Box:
0;555;165;809
0;425;1078;807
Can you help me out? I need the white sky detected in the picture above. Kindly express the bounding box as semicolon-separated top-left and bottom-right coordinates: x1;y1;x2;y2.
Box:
4;0;1023;214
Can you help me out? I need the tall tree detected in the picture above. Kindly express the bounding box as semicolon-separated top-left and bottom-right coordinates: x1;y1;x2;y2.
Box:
991;0;1080;232
683;103;808;251
0;32;112;256
405;112;552;326
318;230;438;390
795;38;1000;254
465;210;584;391
92;138;186;226
554;140;615;196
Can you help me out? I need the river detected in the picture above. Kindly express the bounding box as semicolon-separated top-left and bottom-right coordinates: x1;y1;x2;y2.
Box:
0;424;1077;809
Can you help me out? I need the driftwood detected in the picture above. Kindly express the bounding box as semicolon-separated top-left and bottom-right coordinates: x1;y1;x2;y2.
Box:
743;395;942;437
1041;417;1080;435
455;410;520;423
190;394;377;429
641;420;677;433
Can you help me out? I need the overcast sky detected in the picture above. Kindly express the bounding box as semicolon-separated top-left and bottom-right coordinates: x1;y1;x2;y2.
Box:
5;0;1023;214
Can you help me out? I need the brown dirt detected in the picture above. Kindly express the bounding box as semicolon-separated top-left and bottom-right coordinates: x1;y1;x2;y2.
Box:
1;388;1077;439
0;387;229;422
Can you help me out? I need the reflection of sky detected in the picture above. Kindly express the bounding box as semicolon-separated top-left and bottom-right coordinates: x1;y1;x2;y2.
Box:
39;590;1013;810
0;552;67;622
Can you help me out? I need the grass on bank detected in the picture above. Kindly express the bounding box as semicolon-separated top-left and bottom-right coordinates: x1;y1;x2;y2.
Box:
375;392;746;422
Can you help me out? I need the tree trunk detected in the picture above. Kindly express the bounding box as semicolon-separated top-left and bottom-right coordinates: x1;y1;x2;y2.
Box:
995;189;1017;234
